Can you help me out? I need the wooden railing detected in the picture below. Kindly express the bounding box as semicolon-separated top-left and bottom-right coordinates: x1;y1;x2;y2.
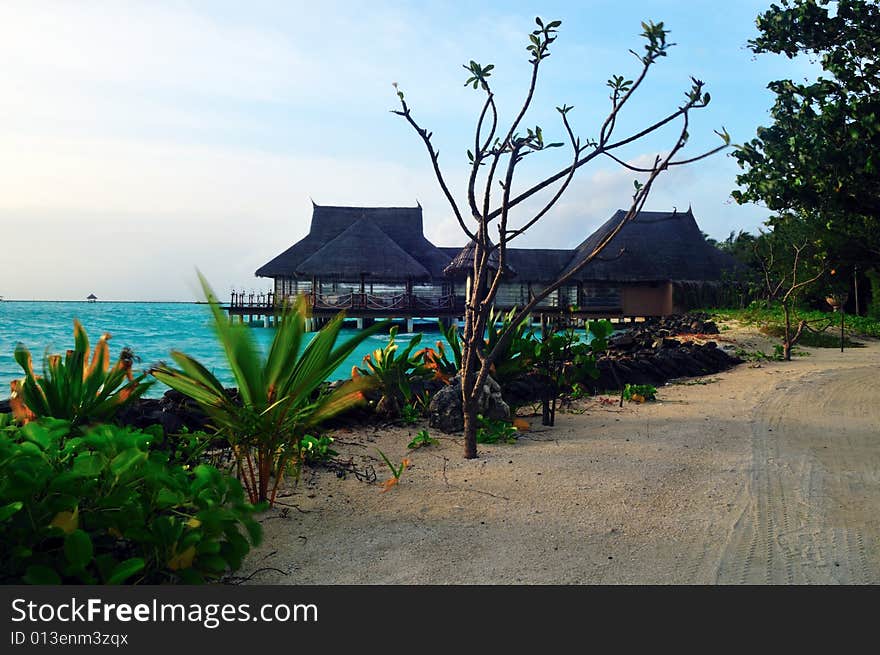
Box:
229;291;275;311
312;292;456;312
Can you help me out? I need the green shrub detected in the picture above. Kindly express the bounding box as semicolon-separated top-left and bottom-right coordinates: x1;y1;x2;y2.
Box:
622;384;657;402
703;305;880;339
10;320;152;426
299;434;337;463
355;326;432;417
476;415;518;444
418;319;463;383
0;418;262;585
151;274;379;505
533;319;613;425
400;403;422;425
407;429;438;449
485;307;538;385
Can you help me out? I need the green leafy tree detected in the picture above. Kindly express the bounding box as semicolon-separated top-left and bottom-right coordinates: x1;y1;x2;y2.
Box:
395;17;725;458
732;0;880;309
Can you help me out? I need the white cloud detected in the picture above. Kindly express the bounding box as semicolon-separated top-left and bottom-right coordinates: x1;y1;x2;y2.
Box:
0;1;772;300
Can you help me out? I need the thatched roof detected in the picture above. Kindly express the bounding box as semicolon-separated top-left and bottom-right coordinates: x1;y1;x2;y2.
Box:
560;208;740;282
295;216;431;281
442;239;508;277
505;248;576;282
255;203;451;279
256;203;737;286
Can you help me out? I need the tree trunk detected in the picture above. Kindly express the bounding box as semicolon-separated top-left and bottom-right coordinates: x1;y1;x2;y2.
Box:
462;396;478;459
460;323;480;459
783;302;793;361
542;395;551;426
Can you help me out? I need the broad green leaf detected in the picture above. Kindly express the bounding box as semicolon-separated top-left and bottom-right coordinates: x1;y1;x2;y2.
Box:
106;558;145;585
64;529;94;568
23;565;62;585
72;452;108;477
109;448;147;477
0;501;23;522
50;506;79;534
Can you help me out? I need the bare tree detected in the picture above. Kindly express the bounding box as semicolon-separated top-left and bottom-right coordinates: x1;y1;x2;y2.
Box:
754;238;827;360
395;17;727;458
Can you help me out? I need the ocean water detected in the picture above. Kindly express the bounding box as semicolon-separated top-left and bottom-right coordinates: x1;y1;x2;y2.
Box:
0;301;450;399
0;301;604;400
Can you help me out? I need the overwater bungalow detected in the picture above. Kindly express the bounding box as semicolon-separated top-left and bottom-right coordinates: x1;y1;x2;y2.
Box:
249;203;738;323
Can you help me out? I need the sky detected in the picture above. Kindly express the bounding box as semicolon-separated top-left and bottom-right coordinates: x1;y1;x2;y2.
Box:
0;0;817;301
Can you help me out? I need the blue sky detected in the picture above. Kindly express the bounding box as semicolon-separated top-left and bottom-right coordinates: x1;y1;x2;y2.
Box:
0;0;814;300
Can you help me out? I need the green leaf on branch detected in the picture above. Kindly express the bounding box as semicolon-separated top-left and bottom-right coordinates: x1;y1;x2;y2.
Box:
106;558;145;585
64;529;94;569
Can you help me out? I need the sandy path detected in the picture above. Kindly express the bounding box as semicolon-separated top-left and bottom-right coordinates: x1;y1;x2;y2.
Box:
715;360;880;583
242;329;880;585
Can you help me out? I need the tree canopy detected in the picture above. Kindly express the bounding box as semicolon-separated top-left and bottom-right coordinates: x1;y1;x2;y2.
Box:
732;0;880;270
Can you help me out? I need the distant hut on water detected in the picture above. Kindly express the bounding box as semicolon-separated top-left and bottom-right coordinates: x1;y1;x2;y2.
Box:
253;203;739;319
86;294;98;303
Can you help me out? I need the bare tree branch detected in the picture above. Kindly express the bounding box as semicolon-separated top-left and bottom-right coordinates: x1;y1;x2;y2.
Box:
502;109;581;243
393;99;476;241
485;82;717;221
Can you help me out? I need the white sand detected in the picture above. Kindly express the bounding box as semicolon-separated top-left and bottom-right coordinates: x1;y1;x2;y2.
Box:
241;324;880;584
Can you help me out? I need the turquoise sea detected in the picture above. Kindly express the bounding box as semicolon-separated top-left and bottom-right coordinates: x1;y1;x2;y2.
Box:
0;301;451;399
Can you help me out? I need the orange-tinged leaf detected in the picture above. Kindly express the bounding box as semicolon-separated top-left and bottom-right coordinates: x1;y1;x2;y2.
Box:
513;418;530;432
167;545;196;570
117;385;134;403
186;517;202;529
379;477;399;492
108;527;123;538
50;507;79;534
87;334;111;377
10;380;36;424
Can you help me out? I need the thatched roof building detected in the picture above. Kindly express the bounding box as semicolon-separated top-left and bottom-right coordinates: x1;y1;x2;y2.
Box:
560;209;739;282
254;203;738;317
256;204;449;280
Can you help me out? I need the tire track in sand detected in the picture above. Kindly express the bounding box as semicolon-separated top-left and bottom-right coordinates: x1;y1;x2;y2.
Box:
714;364;880;584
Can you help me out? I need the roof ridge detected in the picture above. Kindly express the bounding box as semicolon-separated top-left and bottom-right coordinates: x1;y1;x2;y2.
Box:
312;203;423;211
295;213;431;279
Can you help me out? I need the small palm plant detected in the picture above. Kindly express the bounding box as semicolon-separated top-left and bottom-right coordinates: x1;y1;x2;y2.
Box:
417;319;463;384
151;274;380;505
11;320;152;426
353;326;432;418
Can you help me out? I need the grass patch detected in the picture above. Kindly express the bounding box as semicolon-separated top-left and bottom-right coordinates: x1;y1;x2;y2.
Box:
759;324;861;348
702;305;879;342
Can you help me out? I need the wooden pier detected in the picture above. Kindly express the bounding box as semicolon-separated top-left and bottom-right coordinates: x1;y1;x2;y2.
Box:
225;290;463;330
225;290;655;332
